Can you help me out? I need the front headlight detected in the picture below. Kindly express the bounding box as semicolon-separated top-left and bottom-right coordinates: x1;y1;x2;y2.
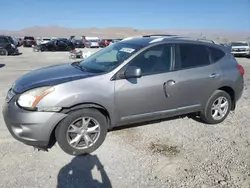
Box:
11;44;16;48
17;86;54;108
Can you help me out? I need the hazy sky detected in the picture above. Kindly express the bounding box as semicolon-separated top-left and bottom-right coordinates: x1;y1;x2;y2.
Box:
2;0;250;31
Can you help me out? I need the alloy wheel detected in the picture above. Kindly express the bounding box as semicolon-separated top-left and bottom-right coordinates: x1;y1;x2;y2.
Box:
66;117;101;149
211;96;229;120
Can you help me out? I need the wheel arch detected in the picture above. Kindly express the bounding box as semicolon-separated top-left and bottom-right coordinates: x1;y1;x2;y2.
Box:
48;102;112;148
218;86;235;110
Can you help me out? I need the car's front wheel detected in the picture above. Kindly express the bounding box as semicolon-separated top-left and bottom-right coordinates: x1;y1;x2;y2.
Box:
200;90;232;124
55;109;108;156
0;48;8;56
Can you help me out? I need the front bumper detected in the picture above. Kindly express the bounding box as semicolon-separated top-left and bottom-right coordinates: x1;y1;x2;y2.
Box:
2;95;67;148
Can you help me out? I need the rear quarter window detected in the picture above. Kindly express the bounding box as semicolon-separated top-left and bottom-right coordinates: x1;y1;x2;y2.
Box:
208;47;225;63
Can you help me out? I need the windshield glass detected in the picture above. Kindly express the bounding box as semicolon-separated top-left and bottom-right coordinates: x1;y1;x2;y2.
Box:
24;37;34;40
79;42;142;73
231;42;248;46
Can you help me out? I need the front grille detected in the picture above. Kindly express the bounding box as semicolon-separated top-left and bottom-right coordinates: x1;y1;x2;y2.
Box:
233;48;248;52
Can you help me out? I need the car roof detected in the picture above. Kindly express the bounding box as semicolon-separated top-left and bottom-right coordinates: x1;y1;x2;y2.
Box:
119;36;225;49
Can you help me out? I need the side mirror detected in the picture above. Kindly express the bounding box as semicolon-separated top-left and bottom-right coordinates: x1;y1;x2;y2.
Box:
124;66;142;79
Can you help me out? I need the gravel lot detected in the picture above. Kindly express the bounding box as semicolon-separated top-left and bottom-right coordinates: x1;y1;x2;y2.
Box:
0;47;250;188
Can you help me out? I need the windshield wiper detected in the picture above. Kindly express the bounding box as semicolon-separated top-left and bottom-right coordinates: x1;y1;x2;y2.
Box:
71;61;87;71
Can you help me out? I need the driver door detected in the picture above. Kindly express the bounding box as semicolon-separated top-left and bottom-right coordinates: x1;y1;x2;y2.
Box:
114;44;180;125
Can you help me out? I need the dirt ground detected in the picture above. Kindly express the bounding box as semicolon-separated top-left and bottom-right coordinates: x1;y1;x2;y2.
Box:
0;47;249;188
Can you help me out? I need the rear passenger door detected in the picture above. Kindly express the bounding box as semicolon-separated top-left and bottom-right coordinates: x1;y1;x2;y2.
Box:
174;43;223;111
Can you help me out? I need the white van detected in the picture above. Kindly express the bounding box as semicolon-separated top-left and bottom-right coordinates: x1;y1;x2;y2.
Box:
85;36;100;48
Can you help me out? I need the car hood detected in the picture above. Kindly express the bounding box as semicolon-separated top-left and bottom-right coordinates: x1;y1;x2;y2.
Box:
13;63;97;93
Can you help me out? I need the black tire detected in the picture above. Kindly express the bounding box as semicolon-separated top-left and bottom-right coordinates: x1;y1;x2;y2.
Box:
40;46;47;52
0;48;8;56
55;108;108;156
200;90;232;124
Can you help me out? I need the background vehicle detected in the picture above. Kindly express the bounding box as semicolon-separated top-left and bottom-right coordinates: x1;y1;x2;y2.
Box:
40;37;51;44
18;38;23;46
99;39;113;48
230;41;250;57
0;35;19;55
33;38;75;51
23;36;37;47
72;39;85;48
85;37;100;48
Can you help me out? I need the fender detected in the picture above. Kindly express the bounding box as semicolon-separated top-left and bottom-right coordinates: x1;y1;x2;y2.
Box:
61;103;113;128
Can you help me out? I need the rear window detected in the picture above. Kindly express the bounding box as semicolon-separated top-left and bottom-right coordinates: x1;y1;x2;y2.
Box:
24;37;35;40
208;47;225;63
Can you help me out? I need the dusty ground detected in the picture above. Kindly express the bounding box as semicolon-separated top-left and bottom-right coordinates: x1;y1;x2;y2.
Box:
0;47;250;188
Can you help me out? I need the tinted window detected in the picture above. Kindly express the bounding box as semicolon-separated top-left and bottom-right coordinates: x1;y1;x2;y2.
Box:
7;36;15;44
179;44;210;69
208;47;225;63
24;37;34;40
231;42;248;47
0;37;7;44
128;44;172;76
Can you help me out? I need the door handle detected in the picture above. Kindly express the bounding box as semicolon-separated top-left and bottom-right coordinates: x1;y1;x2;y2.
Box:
209;73;219;78
166;80;176;86
163;80;176;98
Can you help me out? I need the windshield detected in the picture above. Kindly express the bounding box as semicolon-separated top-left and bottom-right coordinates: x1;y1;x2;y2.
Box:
79;42;142;73
231;42;248;47
24;37;34;40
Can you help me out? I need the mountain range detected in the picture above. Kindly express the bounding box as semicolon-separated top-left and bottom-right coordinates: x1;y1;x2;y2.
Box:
0;26;249;42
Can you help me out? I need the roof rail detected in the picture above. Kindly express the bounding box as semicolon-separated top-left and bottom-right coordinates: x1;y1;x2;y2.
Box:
143;34;178;37
196;38;220;44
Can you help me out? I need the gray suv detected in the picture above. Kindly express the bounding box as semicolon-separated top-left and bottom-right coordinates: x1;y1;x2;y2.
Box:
2;36;245;156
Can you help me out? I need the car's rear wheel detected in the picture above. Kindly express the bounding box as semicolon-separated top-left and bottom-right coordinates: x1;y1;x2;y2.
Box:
200;90;232;124
0;48;8;56
55;108;108;156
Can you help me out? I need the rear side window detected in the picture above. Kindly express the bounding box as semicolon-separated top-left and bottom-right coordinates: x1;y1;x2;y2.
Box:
178;44;210;69
208;47;225;63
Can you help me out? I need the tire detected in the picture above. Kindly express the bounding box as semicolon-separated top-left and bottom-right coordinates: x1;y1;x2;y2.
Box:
0;48;8;56
40;46;47;52
55;108;108;156
200;90;232;124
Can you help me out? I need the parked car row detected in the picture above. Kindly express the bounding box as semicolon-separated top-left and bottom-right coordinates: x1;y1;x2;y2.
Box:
33;38;75;52
0;35;19;55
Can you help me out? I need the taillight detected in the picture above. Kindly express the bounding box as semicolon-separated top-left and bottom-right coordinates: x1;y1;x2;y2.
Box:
237;64;245;76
